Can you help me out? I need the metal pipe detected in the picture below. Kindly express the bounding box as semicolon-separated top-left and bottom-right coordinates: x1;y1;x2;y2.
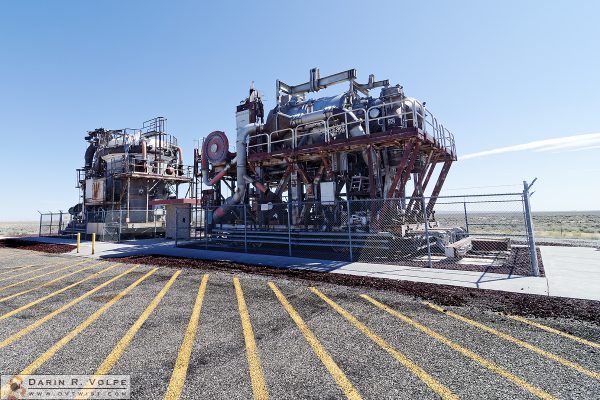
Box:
214;123;262;221
176;146;184;165
290;107;335;127
141;140;148;172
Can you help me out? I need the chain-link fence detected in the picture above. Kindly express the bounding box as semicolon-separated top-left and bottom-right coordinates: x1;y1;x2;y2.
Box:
38;208;166;242
38;211;72;237
176;188;540;276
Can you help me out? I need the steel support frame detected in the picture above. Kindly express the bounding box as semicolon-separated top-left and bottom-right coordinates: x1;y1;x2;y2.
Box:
387;141;421;199
406;154;439;213
425;159;453;217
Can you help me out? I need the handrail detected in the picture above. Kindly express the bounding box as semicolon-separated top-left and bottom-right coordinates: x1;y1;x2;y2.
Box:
294;120;327;148
325;108;367;141
246;98;455;157
268;128;294;152
247;132;271;153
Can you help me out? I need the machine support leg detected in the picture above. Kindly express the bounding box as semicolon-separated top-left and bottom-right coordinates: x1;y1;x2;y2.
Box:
406;155;438;212
398;143;421;195
425;159;452;217
387;141;416;198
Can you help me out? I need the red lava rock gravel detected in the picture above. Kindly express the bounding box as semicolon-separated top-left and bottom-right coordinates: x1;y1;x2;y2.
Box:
109;254;598;324
0;239;76;254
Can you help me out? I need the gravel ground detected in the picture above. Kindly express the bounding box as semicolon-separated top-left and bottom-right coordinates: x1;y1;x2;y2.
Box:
110;255;597;323
0;249;597;400
0;238;76;253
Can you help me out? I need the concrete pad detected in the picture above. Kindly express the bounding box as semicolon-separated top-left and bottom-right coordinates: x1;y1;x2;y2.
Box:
17;237;600;301
540;246;600;301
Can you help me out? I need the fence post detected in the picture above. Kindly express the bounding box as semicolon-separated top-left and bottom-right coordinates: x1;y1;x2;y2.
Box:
58;211;63;234
243;205;248;253
49;213;53;236
175;208;179;247
346;199;353;262
288;202;292;257
38;212;43;237
205;204;209;250
463;201;469;234
420;195;433;268
523;179;539;277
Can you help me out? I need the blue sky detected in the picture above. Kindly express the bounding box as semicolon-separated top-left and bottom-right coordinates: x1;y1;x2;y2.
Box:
0;0;598;221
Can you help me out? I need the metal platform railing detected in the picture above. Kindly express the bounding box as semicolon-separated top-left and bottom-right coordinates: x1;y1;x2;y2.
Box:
246;98;456;157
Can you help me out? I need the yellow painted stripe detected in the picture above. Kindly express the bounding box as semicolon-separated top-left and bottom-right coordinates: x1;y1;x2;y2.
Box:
269;282;362;400
164;274;209;400
234;277;269;400
0;265;137;350
0;259;88;292
0;263;39;277
0;263;58;283
424;302;600;381
0;261;105;303
503;314;600;349
362;295;556;400
310;288;458;400
72;270;182;400
0;263;118;322
20;268;158;375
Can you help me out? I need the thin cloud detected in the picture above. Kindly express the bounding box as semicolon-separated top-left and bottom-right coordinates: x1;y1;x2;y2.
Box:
460;133;600;160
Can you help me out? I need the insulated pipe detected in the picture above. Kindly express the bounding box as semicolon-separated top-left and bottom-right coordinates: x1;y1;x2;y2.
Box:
176;146;184;165
345;110;365;137
289;106;335;127
141;140;148;172
208;157;237;186
214;123;262;221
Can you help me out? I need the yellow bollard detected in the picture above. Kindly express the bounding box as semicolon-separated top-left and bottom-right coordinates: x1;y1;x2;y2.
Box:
91;233;96;255
76;233;80;253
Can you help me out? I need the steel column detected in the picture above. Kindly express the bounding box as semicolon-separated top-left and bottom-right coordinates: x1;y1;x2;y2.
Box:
425;159;452;217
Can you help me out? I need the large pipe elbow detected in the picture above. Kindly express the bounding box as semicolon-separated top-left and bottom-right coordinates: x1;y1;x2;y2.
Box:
176;146;183;165
213;123;263;222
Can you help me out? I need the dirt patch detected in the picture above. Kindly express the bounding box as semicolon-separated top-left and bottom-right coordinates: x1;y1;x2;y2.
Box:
108;254;599;324
0;239;76;254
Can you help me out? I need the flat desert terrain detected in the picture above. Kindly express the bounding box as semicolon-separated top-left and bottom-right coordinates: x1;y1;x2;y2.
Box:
0;221;39;237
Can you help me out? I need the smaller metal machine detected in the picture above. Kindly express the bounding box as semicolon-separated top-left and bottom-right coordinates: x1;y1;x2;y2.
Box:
67;117;191;238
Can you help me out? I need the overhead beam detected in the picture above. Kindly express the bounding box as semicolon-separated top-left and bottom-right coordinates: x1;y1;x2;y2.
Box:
279;68;357;96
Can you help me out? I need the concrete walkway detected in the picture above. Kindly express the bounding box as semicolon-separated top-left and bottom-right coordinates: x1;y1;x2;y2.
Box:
18;236;600;301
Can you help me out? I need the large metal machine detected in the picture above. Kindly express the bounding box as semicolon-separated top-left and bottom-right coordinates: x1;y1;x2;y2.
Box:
68;117;191;238
194;68;457;252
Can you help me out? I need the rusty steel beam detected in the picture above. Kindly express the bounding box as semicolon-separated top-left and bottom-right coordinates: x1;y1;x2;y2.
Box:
295;164;314;198
247;128;431;163
366;146;377;199
406;154;439;212
397;142;421;196
425;159;453;217
274;165;293;198
387;141;421;199
319;153;335;180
